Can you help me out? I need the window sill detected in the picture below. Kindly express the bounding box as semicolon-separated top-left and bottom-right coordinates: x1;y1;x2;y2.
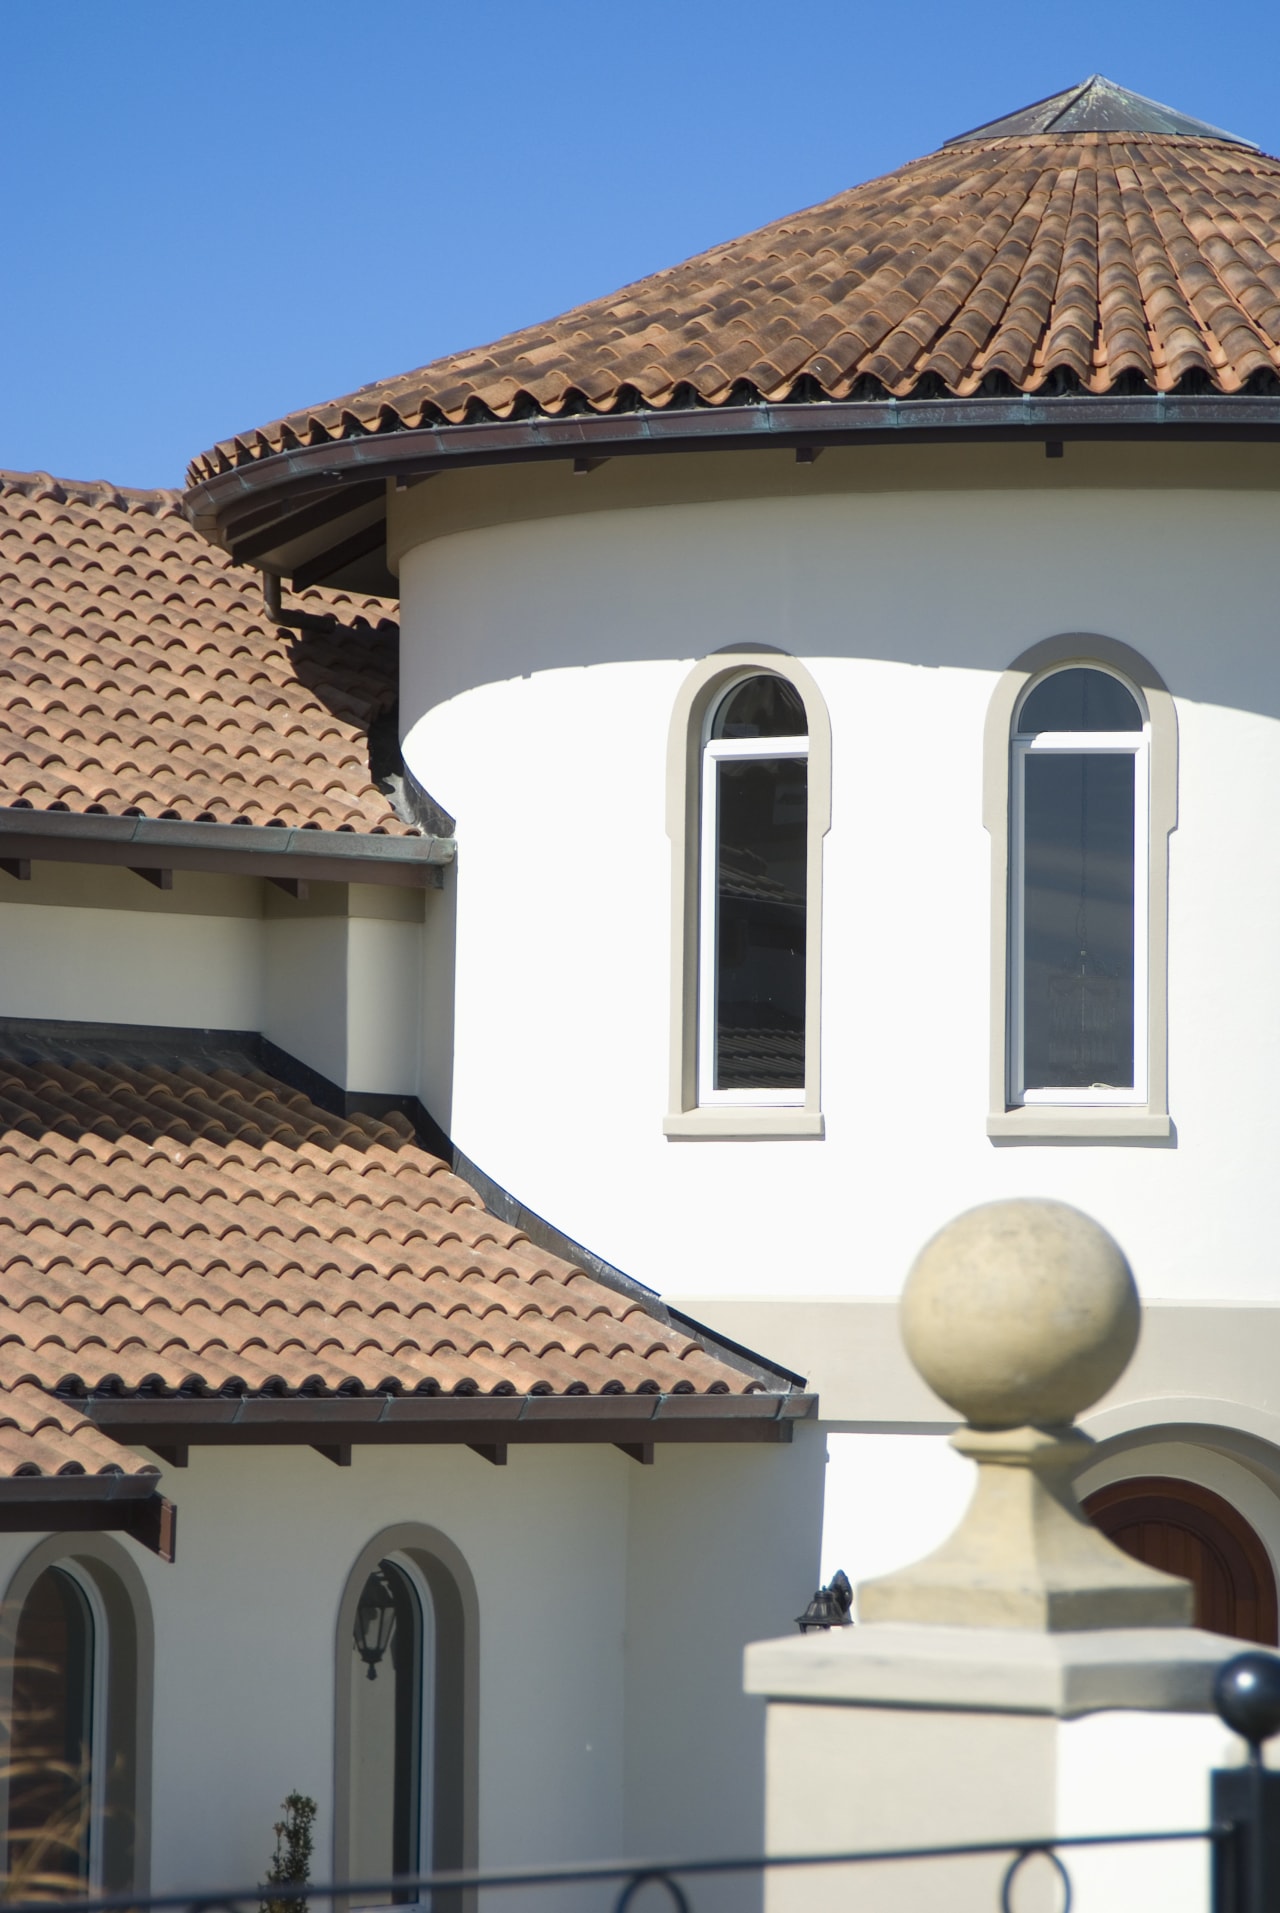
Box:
987;1108;1172;1141
664;1109;825;1141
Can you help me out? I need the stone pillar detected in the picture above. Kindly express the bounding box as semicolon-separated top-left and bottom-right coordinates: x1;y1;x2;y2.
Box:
744;1200;1242;1913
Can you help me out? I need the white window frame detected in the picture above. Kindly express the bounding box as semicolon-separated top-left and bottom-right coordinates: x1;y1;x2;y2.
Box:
1008;682;1151;1111
697;702;809;1109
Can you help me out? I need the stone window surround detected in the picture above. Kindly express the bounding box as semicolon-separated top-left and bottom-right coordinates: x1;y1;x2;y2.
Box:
984;634;1177;1142
664;649;831;1141
333;1523;479;1885
0;1533;154;1896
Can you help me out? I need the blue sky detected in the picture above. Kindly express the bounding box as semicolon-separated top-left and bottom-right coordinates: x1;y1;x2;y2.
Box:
4;1;1277;491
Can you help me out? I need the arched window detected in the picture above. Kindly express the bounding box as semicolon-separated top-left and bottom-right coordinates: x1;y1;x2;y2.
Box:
348;1557;433;1897
700;674;809;1106
1011;666;1147;1106
983;637;1176;1140
334;1525;478;1892
7;1566;101;1892
665;654;831;1140
1;1539;152;1899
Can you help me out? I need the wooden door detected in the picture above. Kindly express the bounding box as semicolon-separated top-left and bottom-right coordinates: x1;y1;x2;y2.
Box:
1084;1477;1278;1645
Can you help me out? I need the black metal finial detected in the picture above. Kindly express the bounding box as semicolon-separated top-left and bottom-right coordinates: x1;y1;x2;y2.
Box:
1214;1653;1280;1763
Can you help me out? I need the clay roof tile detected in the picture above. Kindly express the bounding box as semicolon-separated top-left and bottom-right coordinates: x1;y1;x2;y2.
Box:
190;89;1280;479
0;1037;775;1475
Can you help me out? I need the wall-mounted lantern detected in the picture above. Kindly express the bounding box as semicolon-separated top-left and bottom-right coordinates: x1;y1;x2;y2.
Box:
354;1566;398;1679
795;1569;853;1634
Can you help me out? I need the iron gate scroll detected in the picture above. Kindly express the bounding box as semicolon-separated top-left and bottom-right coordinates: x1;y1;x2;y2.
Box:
11;1651;1280;1913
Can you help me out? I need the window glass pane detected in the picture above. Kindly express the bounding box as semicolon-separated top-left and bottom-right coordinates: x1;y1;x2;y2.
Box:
715;756;806;1089
1020;668;1141;734
350;1562;423;1899
1022;753;1135;1090
711;675;807;739
8;1567;94;1893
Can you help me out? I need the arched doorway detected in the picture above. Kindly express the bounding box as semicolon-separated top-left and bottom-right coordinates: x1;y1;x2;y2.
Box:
1084;1477;1279;1645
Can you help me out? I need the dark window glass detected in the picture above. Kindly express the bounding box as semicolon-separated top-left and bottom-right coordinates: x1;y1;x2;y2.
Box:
1019;668;1141;734
715;756;807;1089
711;675;807;739
1022;753;1135;1090
8;1567;94;1893
350;1561;424;1898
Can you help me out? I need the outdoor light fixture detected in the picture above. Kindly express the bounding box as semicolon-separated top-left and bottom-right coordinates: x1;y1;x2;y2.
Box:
353;1566;398;1679
795;1569;853;1634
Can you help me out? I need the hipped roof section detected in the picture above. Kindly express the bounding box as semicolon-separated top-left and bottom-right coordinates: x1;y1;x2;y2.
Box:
0;1031;796;1488
0;469;412;836
189;86;1280;483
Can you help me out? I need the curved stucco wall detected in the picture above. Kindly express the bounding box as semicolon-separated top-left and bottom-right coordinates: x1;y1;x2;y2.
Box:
398;480;1280;1307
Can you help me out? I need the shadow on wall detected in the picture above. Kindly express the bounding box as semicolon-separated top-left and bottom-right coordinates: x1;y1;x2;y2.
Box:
394;484;1280;724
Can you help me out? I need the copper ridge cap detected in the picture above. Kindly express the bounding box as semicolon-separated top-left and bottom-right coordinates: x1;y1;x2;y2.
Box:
944;74;1258;150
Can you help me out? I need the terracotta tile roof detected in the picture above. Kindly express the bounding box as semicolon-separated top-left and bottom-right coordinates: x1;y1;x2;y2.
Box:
0;1034;765;1484
0;1380;156;1481
189;118;1280;480
0;469;413;835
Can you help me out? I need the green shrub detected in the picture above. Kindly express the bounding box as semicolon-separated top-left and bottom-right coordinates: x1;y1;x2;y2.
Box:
261;1792;317;1913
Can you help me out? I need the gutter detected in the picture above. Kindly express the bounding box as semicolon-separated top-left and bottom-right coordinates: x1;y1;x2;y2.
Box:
81;1390;818;1451
0;806;455;890
186;392;1280;543
0;1472;159;1502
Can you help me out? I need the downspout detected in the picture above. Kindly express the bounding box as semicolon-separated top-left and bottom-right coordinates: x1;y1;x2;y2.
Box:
261;570;339;634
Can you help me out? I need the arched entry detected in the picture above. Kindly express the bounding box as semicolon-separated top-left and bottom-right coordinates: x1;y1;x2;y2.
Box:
1084;1477;1278;1645
334;1524;479;1889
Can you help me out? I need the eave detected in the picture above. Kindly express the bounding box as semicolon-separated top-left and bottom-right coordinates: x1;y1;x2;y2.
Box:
0;1476;176;1560
81;1390;818;1460
185;393;1280;596
0;807;455;890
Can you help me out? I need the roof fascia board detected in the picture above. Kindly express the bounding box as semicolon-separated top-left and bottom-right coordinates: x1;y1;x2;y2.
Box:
0;1483;176;1560
82;1393;818;1447
189;393;1280;544
0;1473;160;1502
0;808;454;887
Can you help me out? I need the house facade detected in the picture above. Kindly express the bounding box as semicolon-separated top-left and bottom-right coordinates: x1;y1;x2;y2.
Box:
5;68;1280;1899
0;476;820;1898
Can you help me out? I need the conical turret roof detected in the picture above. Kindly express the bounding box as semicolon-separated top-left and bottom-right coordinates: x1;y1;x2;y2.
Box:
189;80;1280;484
945;74;1256;147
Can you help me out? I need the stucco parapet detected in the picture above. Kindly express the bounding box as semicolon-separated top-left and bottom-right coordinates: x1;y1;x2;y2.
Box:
743;1622;1240;1717
676;1298;1280;1432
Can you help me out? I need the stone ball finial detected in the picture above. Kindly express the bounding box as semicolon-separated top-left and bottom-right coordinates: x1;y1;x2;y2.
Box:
901;1198;1139;1429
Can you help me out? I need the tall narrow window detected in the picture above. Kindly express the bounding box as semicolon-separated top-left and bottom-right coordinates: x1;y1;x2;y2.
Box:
7;1566;102;1894
699;675;809;1106
1010;667;1148;1107
349;1557;433;1899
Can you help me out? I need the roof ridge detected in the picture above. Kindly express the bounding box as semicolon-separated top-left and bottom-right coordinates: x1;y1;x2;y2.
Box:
0;469;182;514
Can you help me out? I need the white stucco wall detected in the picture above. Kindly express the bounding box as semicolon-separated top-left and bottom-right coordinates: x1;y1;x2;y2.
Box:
0;898;265;1031
0;868;429;1096
0;1431;822;1898
397;481;1280;1310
